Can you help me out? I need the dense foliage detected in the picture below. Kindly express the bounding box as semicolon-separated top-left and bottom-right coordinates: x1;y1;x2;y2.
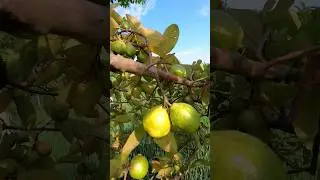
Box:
110;4;210;179
212;0;320;179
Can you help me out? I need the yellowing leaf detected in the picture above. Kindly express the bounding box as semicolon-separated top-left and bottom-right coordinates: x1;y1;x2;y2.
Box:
163;53;180;64
110;17;119;36
154;24;179;57
154;132;178;154
120;125;146;160
110;8;123;25
137;27;164;51
110;157;124;179
126;14;142;30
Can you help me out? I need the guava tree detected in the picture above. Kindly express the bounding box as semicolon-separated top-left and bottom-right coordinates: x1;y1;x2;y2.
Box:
109;4;210;180
0;0;210;179
212;0;320;179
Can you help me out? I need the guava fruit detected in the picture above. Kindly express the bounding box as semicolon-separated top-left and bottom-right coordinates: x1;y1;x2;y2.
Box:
111;39;126;55
143;105;171;138
211;130;287;180
169;103;201;133
129;154;149;179
125;42;137;58
137;50;149;63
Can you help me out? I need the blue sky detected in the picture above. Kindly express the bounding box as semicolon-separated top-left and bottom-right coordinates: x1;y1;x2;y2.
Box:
115;0;210;65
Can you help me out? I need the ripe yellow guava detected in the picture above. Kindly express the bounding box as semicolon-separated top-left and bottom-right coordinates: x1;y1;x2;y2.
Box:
143;106;171;138
129;154;149;179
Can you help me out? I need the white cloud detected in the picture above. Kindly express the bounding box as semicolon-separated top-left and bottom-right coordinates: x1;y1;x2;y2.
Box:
115;0;157;20
175;48;210;65
198;5;210;16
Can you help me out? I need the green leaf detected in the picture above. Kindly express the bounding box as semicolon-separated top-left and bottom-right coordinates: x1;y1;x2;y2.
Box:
64;44;98;75
7;39;38;82
0;90;13;113
263;0;301;35
293;87;320;150
60;119;94;143
189;159;210;169
41;96;69;122
57;154;84;164
260;82;297;107
120;125;146;160
110;157;124;179
154;24;179;57
37;34;63;61
226;9;264;52
14;95;37;128
33;59;67;86
200;116;210;128
154;132;178;154
67;77;104;116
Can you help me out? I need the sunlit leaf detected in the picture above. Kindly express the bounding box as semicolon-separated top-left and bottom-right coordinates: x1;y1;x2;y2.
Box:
137;27;163;52
120;125;146;160
154;24;179;57
154;132;178;154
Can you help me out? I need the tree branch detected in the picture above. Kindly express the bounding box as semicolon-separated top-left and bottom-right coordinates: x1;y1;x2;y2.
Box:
110;53;202;87
0;0;108;44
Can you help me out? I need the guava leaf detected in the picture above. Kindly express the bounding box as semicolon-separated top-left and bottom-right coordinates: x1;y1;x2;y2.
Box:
110;17;119;36
154;24;179;57
57;154;83;163
156;167;174;179
110;8;123;25
0;90;13;113
67;78;104;116
190;159;210;169
110;158;124;179
226;9;264;52
7;39;38;82
162;53;180;64
33;59;67;86
260;82;297;107
137;27;163;52
154;132;178;154
120;125;146;160
125;14;142;31
64;44;98;75
37;34;63;61
60;119;94;142
301;9;320;43
263;0;301;35
292;58;320;150
264;31;315;59
14;95;37;128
